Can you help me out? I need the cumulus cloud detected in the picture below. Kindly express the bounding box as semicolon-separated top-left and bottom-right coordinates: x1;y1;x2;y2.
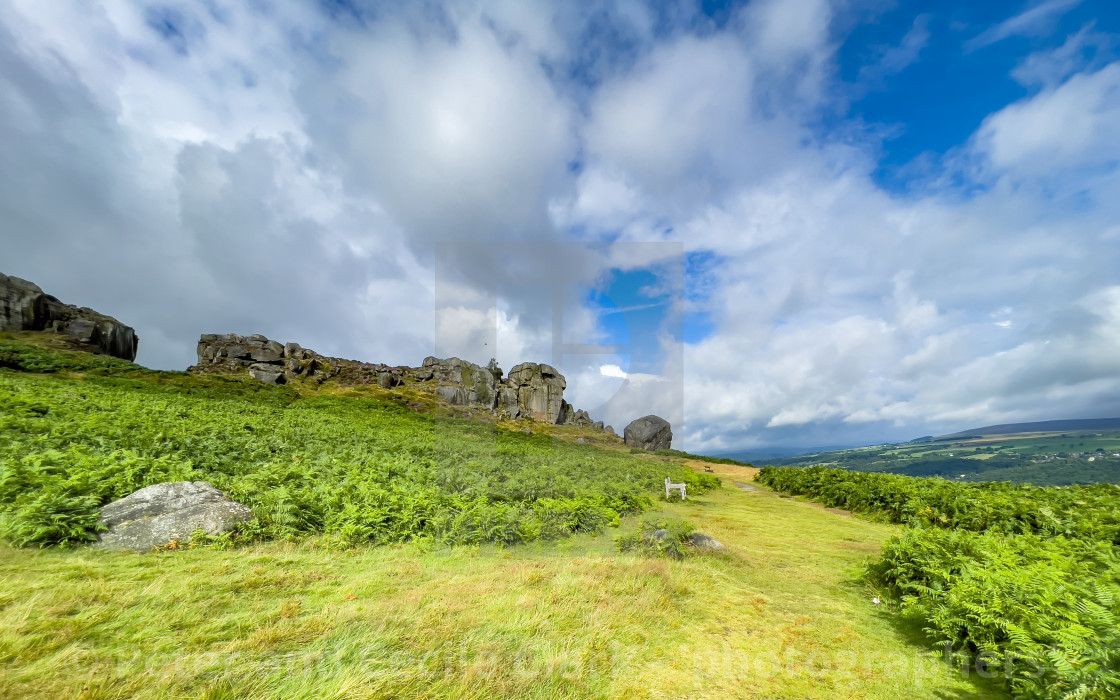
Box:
2;0;1118;452
300;10;577;251
973;62;1120;177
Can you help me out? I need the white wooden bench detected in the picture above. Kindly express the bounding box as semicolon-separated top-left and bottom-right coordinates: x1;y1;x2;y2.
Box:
665;477;687;500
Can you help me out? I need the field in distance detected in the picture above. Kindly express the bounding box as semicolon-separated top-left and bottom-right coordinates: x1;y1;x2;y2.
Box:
765;421;1120;486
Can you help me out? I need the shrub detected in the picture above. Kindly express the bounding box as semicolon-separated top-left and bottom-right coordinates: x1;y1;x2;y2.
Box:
869;529;1120;700
0;489;104;548
618;515;697;559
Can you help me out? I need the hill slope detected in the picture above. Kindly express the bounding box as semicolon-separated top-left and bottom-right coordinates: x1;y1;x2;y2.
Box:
938;417;1120;439
0;334;717;548
0;336;1005;699
757;466;1120;700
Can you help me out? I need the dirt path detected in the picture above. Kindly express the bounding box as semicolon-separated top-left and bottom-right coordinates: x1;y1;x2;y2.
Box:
680;459;855;515
680;458;759;481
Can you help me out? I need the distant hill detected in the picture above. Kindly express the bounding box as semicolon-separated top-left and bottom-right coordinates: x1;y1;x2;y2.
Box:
764;419;1120;487
714;445;862;463
938;417;1120;439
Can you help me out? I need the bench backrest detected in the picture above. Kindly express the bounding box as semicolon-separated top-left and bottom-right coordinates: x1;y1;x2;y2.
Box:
665;477;687;500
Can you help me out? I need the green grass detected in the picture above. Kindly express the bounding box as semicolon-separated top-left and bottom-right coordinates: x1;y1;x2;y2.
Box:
759;466;1120;699
0;336;719;548
0;337;1007;698
0;482;1005;699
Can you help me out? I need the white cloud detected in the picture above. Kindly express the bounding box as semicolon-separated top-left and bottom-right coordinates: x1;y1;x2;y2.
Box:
859;15;931;82
2;0;1119;454
300;9;577;251
585;33;757;201
1011;23;1115;87
974;62;1120;176
966;0;1082;52
600;364;628;379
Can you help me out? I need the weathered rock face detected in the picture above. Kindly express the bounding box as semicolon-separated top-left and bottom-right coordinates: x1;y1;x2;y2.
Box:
506;362;566;423
191;333;606;430
423;356;501;410
0;274;42;331
0;272;138;361
97;482;253;552
193;333;348;385
624;415;673;451
557;400;604;429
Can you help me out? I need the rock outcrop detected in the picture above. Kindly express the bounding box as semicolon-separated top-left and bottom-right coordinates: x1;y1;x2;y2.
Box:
0;272;138;361
97;482;253;552
194;334;348;385
507;362;566;423
624;415;673;451
559;400;604;429
191;333;607;429
422;356;502;410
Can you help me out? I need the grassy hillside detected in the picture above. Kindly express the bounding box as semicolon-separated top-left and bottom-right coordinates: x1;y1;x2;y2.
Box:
0;336;1007;698
0;474;1004;699
0;334;719;549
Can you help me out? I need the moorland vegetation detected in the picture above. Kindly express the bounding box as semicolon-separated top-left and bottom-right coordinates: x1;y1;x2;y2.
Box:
0;336;718;550
758;466;1120;700
1;334;1009;699
12;330;1119;699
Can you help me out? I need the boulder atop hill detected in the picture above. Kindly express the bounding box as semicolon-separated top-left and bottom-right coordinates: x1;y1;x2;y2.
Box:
97;482;252;552
506;362;566;423
0;272;138;361
624;415;673;451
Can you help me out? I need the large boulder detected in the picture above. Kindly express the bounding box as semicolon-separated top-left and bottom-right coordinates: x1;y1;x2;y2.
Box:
624;415;673;451
436;385;467;405
497;386;521;418
97;482;253;552
0;274;46;331
248;363;285;385
0;272;138;361
506;362;566;423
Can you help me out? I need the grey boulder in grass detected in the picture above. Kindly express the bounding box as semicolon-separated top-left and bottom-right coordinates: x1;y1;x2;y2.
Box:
623;415;673;451
97;482;252;552
688;533;726;551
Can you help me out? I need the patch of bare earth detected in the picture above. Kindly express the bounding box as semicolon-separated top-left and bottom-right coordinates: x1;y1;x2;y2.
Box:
681;458;759;481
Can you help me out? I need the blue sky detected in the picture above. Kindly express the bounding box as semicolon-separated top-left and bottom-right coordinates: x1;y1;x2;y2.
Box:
2;0;1119;451
840;1;1120;188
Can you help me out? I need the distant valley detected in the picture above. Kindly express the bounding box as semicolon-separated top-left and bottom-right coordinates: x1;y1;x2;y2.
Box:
738;418;1120;486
